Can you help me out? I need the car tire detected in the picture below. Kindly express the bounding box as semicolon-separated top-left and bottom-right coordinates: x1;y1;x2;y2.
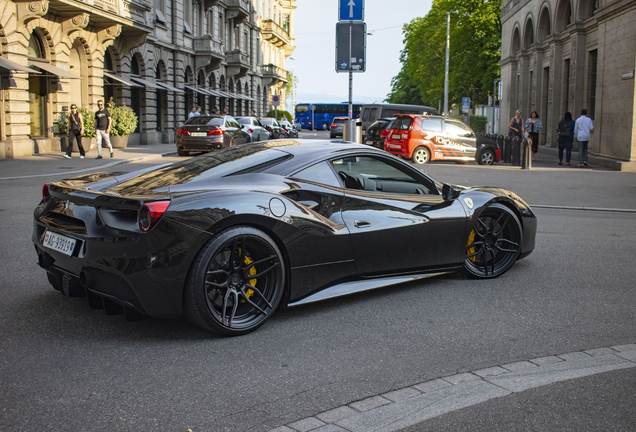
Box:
411;146;430;164
323;122;329;131
463;203;522;279
177;149;190;157
184;226;285;336
478;149;495;165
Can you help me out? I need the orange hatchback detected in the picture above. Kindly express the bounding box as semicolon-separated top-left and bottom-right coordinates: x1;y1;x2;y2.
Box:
384;115;478;164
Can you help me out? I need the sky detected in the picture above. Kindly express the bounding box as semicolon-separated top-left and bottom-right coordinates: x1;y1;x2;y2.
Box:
285;0;434;107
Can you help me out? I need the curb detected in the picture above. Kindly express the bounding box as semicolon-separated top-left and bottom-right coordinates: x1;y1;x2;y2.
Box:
270;343;636;432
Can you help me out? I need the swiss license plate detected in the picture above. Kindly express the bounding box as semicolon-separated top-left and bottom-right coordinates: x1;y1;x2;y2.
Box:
191;132;207;137
43;230;76;256
366;141;373;144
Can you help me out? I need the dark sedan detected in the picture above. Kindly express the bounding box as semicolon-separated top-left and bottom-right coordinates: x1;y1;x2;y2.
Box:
176;115;250;156
364;118;394;149
33;140;536;336
259;117;283;139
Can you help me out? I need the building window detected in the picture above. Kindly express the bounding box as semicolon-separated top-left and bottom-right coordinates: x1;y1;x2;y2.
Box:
563;59;570;114
184;0;192;33
587;49;598;119
283;14;290;34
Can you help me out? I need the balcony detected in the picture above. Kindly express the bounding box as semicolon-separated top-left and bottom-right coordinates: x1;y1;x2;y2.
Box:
260;19;290;47
194;36;225;71
226;49;250;78
42;0;152;30
261;63;288;86
226;0;250;23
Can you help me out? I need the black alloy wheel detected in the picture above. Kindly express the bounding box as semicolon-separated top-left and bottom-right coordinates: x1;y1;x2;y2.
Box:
463;203;522;278
184;226;285;336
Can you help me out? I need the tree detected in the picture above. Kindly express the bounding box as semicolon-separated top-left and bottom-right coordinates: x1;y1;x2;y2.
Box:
387;0;502;109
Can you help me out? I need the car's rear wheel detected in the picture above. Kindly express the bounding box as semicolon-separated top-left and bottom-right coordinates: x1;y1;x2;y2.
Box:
177;149;190;157
184;226;285;336
464;203;522;278
411;146;430;164
323;122;329;131
478;149;495;165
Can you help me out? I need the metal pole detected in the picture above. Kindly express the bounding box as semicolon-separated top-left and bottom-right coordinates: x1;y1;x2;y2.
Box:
444;13;450;117
348;25;353;121
291;64;295;120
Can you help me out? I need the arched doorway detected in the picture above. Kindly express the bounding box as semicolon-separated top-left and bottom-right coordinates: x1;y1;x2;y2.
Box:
27;34;47;137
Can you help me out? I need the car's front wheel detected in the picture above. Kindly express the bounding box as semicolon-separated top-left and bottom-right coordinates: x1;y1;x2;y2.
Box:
411;146;431;164
184;226;285;336
464;203;522;278
478;149;496;165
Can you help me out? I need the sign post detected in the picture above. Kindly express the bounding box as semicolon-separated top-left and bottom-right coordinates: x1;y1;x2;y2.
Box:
272;94;280;121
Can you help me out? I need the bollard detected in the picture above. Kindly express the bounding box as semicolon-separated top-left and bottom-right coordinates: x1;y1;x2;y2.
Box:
512;136;521;166
521;137;532;169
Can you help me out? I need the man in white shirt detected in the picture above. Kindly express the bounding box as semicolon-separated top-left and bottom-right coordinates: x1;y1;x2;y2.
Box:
574;108;594;167
188;107;196;119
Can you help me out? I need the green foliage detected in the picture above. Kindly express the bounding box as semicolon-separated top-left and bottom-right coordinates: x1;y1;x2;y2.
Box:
266;109;293;121
77;106;96;138
469;115;488;133
56;112;68;135
107;98;138;136
387;0;502;109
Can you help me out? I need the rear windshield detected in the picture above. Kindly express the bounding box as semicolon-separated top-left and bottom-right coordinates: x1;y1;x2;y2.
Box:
391;117;413;131
186;117;224;126
236;118;252;125
261;118;276;125
370;119;392;129
333;119;347;124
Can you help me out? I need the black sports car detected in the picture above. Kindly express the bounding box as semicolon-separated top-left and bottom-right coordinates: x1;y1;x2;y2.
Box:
33;140;536;336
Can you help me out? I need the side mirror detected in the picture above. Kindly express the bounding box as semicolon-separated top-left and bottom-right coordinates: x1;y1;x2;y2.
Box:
442;183;461;201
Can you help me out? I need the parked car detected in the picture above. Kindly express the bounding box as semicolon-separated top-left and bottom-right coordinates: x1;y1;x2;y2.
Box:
33;140;536;336
474;134;501;165
176;115;250;156
384;115;500;165
278;118;298;138
330;117;348;138
259;117;283;139
364;118;394;149
235;116;271;142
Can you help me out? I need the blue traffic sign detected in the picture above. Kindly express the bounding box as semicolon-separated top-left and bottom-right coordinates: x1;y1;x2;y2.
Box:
339;0;364;21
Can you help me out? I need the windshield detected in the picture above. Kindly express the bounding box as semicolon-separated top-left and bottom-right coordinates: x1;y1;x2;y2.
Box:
236;118;252;125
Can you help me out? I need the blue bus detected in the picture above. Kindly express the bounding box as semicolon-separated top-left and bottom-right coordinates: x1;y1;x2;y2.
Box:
295;103;363;130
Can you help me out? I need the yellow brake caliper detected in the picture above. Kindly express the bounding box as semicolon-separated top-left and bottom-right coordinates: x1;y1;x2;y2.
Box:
241;255;257;302
466;229;476;262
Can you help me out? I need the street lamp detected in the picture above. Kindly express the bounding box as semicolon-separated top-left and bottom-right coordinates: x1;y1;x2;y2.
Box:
289;56;296;119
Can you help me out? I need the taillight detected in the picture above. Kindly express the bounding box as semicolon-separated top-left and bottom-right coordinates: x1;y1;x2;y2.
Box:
330;124;337;128
246;128;254;134
380;130;388;137
207;129;225;135
177;128;190;136
138;201;170;232
42;183;50;204
308;121;312;125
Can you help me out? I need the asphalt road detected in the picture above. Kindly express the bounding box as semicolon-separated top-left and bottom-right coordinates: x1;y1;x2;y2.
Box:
1;132;635;431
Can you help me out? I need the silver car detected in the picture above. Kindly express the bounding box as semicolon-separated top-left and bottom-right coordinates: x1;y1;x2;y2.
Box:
330;117;348;139
235;116;271;142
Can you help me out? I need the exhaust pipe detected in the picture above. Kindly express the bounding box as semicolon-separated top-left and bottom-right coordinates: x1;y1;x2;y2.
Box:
79;269;96;288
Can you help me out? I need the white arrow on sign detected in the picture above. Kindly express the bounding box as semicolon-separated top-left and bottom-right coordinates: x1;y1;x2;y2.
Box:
348;0;355;18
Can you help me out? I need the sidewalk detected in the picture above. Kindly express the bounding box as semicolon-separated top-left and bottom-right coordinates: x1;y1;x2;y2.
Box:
0;143;177;180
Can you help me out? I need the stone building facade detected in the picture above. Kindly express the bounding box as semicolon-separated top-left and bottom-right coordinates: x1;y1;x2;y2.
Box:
499;0;636;170
0;0;295;158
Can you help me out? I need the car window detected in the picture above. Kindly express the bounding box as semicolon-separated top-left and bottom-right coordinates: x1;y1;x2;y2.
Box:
256;119;263;127
419;118;443;132
291;162;341;188
369;108;377;122
362;108;370;121
186;116;219;125
391;117;413;131
330;156;435;195
236;118;251;125
444;120;472;135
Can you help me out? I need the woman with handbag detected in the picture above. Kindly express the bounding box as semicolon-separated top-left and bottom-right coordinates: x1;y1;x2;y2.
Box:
524;111;543;161
508;110;524;154
64;104;85;159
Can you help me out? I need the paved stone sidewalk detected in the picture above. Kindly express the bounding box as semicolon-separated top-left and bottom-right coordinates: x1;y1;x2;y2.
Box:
270;343;636;432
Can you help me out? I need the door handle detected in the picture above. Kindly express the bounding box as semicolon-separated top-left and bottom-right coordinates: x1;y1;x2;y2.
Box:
354;220;371;228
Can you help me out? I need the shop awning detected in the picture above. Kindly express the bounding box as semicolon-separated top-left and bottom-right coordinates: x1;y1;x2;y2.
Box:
103;71;142;87
130;76;162;89
206;89;224;97
29;60;81;79
216;90;235;98
0;57;40;74
155;81;185;94
184;85;214;96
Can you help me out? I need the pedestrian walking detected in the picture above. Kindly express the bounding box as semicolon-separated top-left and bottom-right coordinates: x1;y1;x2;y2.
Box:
94;100;113;159
194;106;202;116
524;111;542;161
574;108;594;167
508;110;524;153
188;107;197;119
223;107;229;115
556;112;575;166
64;104;85;159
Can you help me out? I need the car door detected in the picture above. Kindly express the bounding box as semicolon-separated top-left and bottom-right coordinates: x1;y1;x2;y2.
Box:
441;119;477;159
331;155;468;276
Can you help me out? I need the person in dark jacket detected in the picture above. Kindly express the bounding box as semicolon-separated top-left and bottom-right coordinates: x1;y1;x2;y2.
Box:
557;112;575;166
64;104;85;159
